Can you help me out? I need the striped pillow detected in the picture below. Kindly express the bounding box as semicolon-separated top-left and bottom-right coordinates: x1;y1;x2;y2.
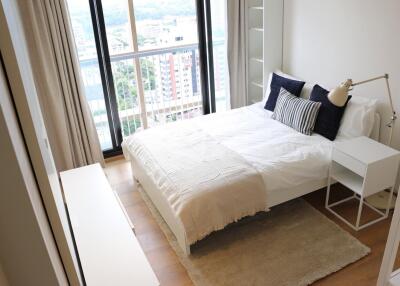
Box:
272;88;321;135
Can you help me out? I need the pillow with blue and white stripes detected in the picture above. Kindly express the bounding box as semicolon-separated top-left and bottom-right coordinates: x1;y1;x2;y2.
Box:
272;88;321;135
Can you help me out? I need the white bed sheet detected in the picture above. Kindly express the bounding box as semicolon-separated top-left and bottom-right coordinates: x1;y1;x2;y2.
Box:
191;102;337;194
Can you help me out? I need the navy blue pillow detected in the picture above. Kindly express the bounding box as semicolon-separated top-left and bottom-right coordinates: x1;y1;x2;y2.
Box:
309;84;351;141
264;73;305;111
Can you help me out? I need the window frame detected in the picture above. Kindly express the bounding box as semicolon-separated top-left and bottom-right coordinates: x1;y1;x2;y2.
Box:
87;0;216;157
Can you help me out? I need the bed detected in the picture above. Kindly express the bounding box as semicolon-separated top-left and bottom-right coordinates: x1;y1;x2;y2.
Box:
122;101;380;255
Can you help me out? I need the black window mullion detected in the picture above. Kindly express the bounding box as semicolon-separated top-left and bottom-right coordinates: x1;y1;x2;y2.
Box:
89;0;123;154
196;0;211;115
204;0;216;113
88;0;116;150
196;0;216;115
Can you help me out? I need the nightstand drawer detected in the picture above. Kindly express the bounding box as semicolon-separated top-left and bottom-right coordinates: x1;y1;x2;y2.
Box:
332;148;366;177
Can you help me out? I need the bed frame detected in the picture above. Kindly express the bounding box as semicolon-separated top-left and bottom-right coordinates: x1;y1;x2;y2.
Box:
128;114;381;256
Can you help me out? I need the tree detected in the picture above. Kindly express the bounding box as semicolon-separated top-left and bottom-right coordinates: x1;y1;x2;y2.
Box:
140;58;156;91
112;58;156;112
113;61;137;110
122;118;141;136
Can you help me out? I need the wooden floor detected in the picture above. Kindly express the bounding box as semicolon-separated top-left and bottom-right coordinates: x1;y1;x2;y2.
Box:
105;158;399;286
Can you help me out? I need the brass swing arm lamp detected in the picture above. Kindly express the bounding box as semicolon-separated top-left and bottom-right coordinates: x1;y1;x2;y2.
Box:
328;74;397;146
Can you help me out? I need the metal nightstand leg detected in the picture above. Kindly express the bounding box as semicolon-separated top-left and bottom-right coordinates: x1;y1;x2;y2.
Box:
325;185;393;231
355;197;364;229
325;173;332;208
385;186;395;217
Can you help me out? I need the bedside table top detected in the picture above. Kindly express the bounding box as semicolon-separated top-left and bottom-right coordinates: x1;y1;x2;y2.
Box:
334;136;400;165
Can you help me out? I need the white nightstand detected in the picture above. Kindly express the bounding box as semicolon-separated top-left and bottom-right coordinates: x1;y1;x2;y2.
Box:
326;136;400;231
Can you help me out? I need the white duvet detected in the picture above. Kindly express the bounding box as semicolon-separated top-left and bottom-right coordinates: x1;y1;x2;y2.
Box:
123;102;335;244
194;103;335;192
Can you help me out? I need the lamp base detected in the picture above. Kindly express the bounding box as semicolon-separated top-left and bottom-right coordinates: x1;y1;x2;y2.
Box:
365;191;396;210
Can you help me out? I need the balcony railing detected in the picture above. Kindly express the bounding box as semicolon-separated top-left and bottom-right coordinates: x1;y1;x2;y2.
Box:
81;44;201;148
80;40;225;149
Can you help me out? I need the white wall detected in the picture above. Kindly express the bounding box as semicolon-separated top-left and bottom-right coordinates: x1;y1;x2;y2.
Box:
0;58;64;285
0;0;81;283
283;0;400;148
0;0;75;284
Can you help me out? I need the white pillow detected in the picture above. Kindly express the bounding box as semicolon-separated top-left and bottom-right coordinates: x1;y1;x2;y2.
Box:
337;96;378;138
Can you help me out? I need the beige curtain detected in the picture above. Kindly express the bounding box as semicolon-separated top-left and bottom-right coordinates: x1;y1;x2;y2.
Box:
17;0;104;171
227;0;247;108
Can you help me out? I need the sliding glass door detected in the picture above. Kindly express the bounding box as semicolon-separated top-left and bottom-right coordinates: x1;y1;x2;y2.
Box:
210;0;228;112
67;0;114;150
68;0;225;156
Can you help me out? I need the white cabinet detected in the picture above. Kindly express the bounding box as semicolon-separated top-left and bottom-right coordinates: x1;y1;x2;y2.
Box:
245;0;283;104
61;164;159;286
326;136;400;231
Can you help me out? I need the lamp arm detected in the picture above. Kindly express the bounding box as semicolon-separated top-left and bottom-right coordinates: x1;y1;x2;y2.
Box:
351;74;396;146
384;76;396;118
386;73;397;145
351;74;388;86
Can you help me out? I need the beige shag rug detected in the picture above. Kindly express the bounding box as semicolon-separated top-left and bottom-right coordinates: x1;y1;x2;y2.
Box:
138;188;370;286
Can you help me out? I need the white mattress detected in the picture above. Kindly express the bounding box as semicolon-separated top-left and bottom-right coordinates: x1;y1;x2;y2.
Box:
123;102;343;195
190;102;337;194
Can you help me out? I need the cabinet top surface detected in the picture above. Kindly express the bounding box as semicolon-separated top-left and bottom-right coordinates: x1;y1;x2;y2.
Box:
334;136;400;165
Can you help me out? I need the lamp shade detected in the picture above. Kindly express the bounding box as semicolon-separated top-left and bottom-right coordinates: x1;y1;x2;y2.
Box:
328;79;352;107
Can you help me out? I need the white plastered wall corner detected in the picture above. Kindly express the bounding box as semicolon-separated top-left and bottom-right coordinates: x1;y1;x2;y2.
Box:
282;0;400;186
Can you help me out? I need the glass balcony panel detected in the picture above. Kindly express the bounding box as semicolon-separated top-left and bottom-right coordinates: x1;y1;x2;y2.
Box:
109;46;202;138
102;0;134;56
67;0;113;150
211;0;229;112
133;0;198;51
82;62;113;150
140;48;202;128
110;59;143;138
